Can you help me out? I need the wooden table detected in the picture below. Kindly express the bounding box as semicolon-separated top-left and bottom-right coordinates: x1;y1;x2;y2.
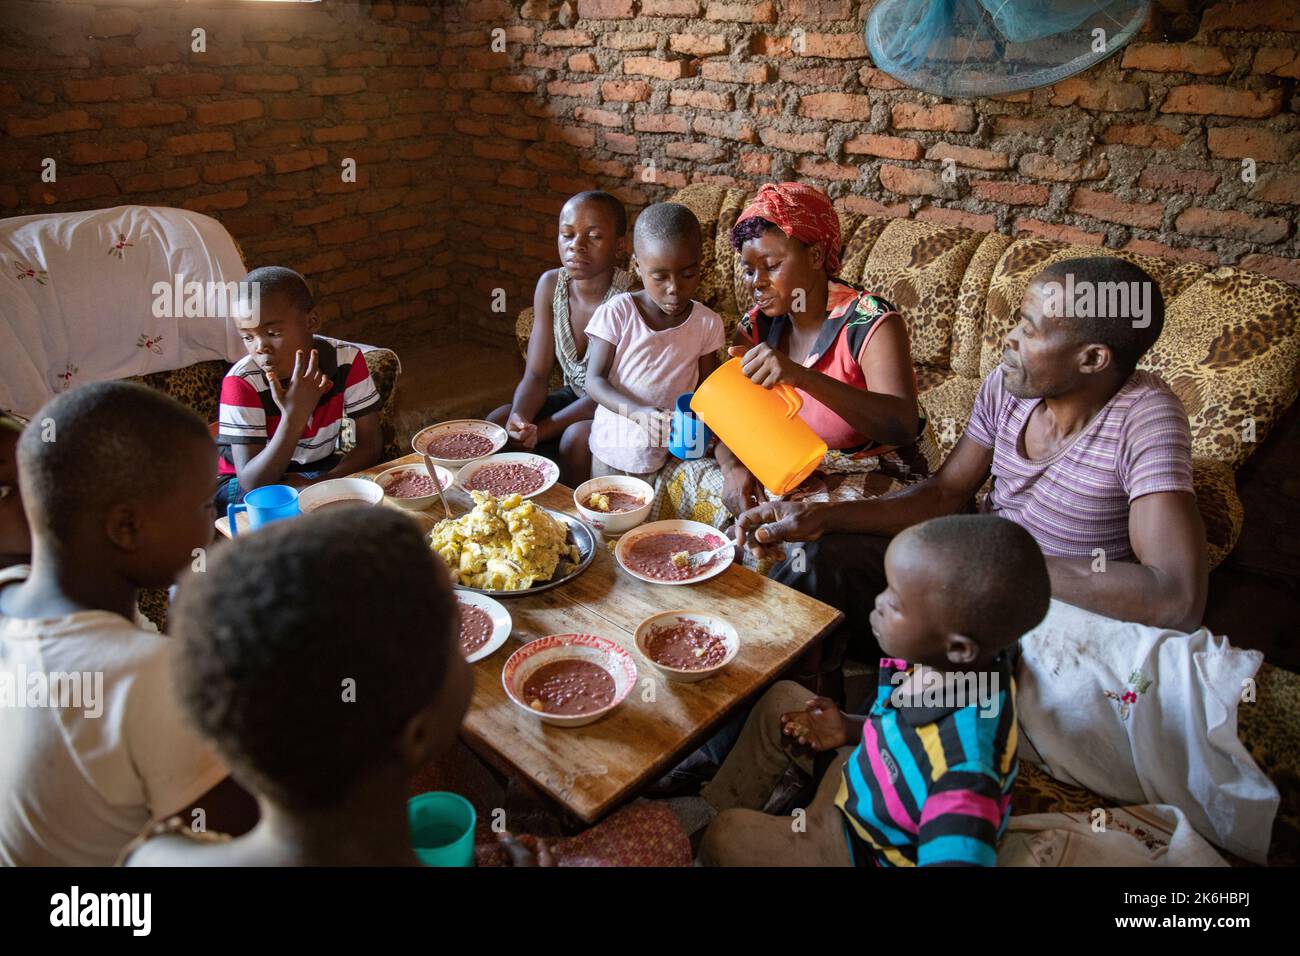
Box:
217;453;844;823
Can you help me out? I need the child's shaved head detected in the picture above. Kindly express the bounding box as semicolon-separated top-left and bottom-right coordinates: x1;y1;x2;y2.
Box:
566;191;628;237
241;266;314;316
18;382;212;542
633;202;701;254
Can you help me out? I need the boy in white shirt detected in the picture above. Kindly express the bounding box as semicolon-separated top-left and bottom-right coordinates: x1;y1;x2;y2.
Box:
584;202;725;480
0;382;252;866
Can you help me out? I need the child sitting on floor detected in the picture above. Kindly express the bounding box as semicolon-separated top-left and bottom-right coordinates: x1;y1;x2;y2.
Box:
0;383;252;866
124;506;545;866
215;266;383;509
584;202;725;481
684;514;1050;867
488;190;635;487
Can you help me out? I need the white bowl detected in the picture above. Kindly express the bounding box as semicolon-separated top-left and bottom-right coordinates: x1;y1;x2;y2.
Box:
455;592;512;664
573;475;655;535
298;477;385;514
501;633;636;728
614;519;735;586
373;462;456;511
634;610;739;683
456;452;559;501
412;419;507;468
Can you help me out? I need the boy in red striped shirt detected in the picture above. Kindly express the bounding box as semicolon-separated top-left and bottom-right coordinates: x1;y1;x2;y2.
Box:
215;267;382;508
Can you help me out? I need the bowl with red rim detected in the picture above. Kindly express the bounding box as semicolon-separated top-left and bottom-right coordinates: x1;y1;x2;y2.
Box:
412;419;507;469
501;633;637;728
372;462;456;511
457;452;559;502
573;475;655;535
634;610;739;683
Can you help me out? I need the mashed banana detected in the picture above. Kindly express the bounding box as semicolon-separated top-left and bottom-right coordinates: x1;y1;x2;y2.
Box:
430;491;579;591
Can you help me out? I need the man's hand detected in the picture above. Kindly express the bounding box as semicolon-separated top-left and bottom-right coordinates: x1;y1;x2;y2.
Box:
722;467;766;518
266;349;331;426
728;344;806;389
781;696;849;752
734;499;826;559
496;831;554;867
506;411;539;450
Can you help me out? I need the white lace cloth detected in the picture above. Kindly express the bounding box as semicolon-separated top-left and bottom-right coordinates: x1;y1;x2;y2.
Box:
1;204;245;416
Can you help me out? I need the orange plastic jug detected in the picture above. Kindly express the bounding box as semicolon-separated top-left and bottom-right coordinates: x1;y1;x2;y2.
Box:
690;358;827;495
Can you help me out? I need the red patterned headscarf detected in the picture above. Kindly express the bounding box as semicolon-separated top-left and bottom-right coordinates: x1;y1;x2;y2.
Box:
734;182;842;275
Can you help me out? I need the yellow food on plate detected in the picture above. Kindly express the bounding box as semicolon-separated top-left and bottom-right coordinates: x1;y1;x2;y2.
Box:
429;491;579;591
586;492;611;513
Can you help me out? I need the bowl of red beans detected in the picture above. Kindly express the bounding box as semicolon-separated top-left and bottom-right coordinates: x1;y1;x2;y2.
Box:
373;462;457;511
633;610;739;683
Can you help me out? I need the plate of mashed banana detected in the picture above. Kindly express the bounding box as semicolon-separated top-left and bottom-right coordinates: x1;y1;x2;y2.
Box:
429;491;595;597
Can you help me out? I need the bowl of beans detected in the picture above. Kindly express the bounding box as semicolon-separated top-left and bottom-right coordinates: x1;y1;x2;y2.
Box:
456;452;559;501
411;419;508;469
633;611;739;683
501;633;637;728
373;462;457;511
572;475;655;535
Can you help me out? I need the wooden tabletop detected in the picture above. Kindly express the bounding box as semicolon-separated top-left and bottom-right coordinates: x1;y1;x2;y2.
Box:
216;453;844;822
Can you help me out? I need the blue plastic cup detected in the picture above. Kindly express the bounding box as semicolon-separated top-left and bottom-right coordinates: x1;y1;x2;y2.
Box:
668;392;712;460
227;484;299;538
408;791;476;867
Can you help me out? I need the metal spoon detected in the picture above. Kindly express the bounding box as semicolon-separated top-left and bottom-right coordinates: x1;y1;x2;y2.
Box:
423;453;454;521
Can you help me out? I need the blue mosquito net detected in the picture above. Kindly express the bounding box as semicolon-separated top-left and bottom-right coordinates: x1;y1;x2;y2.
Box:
866;0;1151;97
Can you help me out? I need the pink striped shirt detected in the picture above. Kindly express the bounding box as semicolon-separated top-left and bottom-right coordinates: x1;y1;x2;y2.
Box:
964;369;1193;561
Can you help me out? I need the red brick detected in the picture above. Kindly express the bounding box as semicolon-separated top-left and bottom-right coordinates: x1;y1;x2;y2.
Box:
1207;126;1298;162
195;99;264;126
669;88;732;110
7;110;97;137
574;105;623;128
759;128;826;153
1175;207;1290;243
736;151;771;176
603;130;638;153
90;7;141;37
991;115;1051;137
799;33;866;58
122;168;199;194
670;33;728;56
667;141;726;163
569;53;599;72
29;174;117;205
706;0;775;21
1120;43;1231;75
778;64;848;86
1137;165;1220;195
880;165;943;197
154;74;224;98
100;45;181;68
330;50;388;69
234;75;300;93
1237;253;1300;285
203;160;265;184
1202;1;1300;32
248;126;303;149
1101;123;1185;150
549;79;598;98
547;124;598;147
643;0;700;14
927;143;1010;171
1;52;91;71
1122;238;1218;266
858;66;905;91
183;190;248;214
499;168;541;190
1253;47;1300;78
474;139;525;162
1069;188;1163;228
266;45;326;67
1161;84;1282;118
312;76;367;96
1050;77;1146;111
496;121;541;141
63;75;150;103
601;31;659;50
843;133;922;160
891;102;976;132
838;195;909;218
624;57;694;80
693;114;755;142
525;145;574;172
523;50;567;69
581;157;632;177
271;98;325;121
800;92;872;121
635;113;689;134
492;75;539;93
1014;218;1105;246
785;0;853;17
69;141;147;165
469;94;514;116
1250;172;1300;205
1017;153;1108;182
917;206;995;232
271;149;329;174
538;28;592;47
315;221;370;245
795;156;859;181
577;0;634;16
604;80;652;102
312;125;369;144
292;202;347;227
969;179;1049;205
165;131;235;156
701;61;771;83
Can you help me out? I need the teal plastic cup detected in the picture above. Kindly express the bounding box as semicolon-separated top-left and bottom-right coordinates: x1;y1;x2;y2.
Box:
408;791;476;867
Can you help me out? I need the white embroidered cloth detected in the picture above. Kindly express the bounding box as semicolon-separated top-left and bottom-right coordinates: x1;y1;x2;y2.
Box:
0;205;246;417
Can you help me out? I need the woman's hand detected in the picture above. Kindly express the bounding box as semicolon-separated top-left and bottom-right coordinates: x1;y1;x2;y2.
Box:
506;411;539;450
728;344;806;389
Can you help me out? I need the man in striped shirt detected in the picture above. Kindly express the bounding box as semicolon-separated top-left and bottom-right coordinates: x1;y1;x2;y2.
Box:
736;257;1208;677
697;515;1050;866
216;268;382;508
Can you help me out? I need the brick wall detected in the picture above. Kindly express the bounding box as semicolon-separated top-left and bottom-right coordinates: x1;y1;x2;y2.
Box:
0;0;453;350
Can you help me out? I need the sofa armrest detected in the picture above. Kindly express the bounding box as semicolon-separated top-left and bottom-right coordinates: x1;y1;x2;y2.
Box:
1193;456;1243;571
